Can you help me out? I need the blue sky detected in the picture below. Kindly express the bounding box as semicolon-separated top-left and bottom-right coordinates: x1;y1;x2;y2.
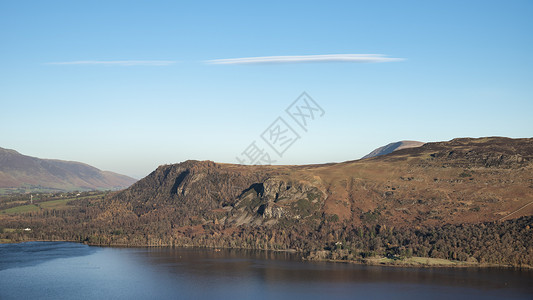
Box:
1;0;532;178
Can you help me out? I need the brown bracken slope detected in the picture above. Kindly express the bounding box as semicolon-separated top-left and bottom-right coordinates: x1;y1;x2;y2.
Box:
108;136;533;229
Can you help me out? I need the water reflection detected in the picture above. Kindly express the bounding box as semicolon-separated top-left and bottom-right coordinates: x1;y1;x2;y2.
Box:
0;243;531;300
0;241;96;271
139;247;533;292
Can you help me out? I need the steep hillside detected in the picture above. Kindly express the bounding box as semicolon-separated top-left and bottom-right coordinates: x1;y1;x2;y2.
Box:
106;137;532;229
0;147;136;193
362;140;424;159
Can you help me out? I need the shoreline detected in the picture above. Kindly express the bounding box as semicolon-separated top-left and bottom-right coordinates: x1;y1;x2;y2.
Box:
304;257;533;269
2;238;531;270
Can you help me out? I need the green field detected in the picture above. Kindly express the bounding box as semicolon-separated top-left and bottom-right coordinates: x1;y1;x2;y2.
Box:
366;256;469;266
0;187;66;196
0;193;104;215
1;204;40;214
38;198;74;210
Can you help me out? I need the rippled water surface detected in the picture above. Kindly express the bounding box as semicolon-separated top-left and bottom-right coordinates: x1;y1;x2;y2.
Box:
0;242;531;299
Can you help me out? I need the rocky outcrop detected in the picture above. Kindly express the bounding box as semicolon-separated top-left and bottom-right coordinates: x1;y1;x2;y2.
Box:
112;160;327;227
227;178;326;225
400;137;533;168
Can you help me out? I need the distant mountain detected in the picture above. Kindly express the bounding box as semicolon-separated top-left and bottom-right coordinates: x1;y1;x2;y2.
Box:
362;140;425;159
0;147;136;193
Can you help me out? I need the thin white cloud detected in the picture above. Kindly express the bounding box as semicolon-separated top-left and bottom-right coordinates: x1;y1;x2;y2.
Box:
46;60;177;66
206;54;405;65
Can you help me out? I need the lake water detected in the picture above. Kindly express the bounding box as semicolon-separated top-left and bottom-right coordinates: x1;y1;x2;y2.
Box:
0;242;531;299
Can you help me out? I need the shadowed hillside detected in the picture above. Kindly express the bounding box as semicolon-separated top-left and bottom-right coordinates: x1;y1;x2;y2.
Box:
0;147;136;193
362;140;425;159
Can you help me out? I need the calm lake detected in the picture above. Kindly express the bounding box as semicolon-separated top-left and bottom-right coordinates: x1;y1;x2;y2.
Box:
0;242;531;299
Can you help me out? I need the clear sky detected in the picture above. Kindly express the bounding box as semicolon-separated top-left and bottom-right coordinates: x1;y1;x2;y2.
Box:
1;0;532;178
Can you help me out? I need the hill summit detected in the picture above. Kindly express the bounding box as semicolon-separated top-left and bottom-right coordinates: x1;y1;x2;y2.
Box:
362;140;425;159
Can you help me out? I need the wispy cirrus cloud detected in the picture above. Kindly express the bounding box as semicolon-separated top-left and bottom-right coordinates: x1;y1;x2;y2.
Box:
46;60;177;66
205;54;405;65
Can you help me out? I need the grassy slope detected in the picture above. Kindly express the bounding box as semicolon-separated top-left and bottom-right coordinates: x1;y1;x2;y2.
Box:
0;194;102;214
1;204;40;214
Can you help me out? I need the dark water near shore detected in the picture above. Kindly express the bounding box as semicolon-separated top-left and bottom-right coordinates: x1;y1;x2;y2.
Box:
0;242;531;299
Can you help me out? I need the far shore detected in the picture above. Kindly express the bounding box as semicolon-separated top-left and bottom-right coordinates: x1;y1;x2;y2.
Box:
2;238;531;270
304;256;532;269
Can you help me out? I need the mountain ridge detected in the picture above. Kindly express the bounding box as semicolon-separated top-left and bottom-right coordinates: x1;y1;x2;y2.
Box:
362;140;425;159
108;136;533;228
0;147;136;193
